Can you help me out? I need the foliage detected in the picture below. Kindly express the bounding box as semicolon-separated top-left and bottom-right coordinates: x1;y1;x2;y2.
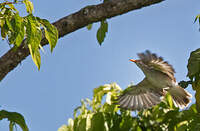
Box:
0;0;58;69
187;48;200;112
0;110;29;131
0;1;200;131
0;1;58;130
59;83;200;131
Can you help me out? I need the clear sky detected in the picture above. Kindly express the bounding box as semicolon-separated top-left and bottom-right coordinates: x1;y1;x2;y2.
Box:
0;0;200;130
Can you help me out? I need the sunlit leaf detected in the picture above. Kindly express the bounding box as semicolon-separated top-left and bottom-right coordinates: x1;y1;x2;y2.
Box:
86;113;93;130
37;18;58;52
1;19;9;39
7;13;22;45
8;3;17;12
23;0;34;14
6;17;14;32
15;15;24;46
106;92;112;105
57;125;68;131
26;15;42;51
25;15;42;69
166;93;174;109
28;44;41;70
39;44;45;53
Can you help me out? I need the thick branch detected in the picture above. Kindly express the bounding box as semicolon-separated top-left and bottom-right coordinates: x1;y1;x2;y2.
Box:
0;0;163;81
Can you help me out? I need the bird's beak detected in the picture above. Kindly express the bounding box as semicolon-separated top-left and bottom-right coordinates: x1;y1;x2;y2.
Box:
129;59;137;63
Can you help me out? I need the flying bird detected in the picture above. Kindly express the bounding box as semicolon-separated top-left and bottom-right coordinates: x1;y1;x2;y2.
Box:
117;50;192;110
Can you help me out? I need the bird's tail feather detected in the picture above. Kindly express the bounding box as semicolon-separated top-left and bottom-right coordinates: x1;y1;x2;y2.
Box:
117;92;161;110
168;85;192;109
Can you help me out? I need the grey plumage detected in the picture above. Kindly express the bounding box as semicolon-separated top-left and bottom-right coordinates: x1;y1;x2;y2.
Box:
117;50;192;110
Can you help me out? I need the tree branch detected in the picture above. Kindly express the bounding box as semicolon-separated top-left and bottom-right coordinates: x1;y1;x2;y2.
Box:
0;0;163;81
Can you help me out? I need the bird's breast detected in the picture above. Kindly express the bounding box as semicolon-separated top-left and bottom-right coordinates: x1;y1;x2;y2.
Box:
145;70;175;89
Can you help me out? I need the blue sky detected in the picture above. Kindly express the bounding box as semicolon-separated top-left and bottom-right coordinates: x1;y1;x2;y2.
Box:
0;0;200;130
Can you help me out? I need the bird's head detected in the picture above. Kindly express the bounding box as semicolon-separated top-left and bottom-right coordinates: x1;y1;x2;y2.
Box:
129;59;145;68
129;59;150;74
129;50;175;81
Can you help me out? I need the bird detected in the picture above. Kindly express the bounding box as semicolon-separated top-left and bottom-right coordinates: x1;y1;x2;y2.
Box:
117;50;192;110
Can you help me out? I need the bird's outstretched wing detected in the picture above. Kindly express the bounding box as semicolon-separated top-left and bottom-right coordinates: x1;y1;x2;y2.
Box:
137;50;175;81
117;78;166;110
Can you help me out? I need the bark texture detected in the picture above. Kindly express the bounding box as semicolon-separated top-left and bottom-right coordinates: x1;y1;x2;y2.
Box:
0;0;163;81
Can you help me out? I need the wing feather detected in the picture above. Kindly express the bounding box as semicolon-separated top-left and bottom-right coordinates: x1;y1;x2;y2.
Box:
117;78;165;110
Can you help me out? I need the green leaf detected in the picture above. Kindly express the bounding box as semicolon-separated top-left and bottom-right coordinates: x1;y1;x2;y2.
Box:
1;19;9;39
39;44;45;53
26;15;42;51
96;20;108;45
25;15;42;69
73;118;79;131
23;0;34;14
6;17;14;32
86;114;93;130
6;14;22;44
120;115;134;130
78;118;86;131
13;13;21;30
15;15;24;47
187;48;200;79
0;110;29;131
166;93;174;109
189;104;197;113
90;112;105;131
28;44;41;70
37;18;58;52
65;118;74;131
176;121;188;131
136;126;142;131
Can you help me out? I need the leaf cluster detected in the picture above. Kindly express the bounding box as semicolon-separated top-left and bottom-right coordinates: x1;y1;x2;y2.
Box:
0;0;58;69
59;84;200;131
